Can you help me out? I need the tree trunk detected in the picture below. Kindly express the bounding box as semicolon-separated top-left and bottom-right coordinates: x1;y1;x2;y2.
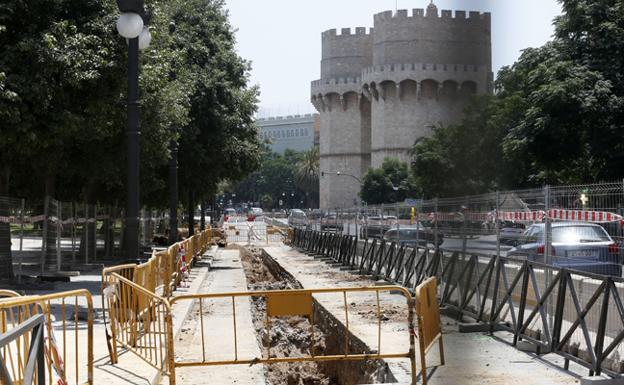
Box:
78;186;98;265
187;190;194;237
0;166;13;282
200;201;206;231
43;174;58;271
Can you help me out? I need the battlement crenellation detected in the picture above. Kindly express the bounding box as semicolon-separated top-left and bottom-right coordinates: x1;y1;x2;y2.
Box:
322;27;373;38
373;8;490;23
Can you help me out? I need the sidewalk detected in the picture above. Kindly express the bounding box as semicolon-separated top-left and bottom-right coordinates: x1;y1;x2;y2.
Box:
162;248;266;385
20;248;217;385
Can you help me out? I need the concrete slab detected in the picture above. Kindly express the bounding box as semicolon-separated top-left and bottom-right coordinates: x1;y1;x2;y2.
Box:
263;245;579;385
161;249;266;385
581;376;624;385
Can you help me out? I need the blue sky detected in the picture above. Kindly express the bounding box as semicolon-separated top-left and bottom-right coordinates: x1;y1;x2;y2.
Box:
223;0;562;117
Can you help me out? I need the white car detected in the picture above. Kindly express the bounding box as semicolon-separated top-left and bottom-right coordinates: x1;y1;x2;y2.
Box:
288;209;307;227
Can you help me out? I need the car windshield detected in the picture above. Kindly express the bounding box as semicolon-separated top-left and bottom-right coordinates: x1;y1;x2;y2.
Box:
552;225;611;243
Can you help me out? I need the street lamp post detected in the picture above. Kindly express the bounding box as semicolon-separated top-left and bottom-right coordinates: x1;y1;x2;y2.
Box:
168;22;178;245
168;137;178;244
116;0;151;259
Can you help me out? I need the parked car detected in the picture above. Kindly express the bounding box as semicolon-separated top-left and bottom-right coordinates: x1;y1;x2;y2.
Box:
321;213;343;231
288;209;308;227
247;207;264;221
360;216;388;239
382;223;444;247
360;216;400;239
499;221;527;246
508;222;622;276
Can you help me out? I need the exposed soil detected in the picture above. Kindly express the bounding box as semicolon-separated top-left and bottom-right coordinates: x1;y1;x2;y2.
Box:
239;247;392;385
240;247;332;385
349;302;409;323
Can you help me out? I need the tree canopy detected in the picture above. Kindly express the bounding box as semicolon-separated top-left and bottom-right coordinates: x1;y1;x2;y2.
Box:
361;158;420;205
229;148;316;210
0;0;261;204
0;0;262;279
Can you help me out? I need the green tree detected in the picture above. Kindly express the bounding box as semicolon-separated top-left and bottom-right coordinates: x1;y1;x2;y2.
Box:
295;146;320;208
173;0;263;228
231;149;309;209
361;158;420;204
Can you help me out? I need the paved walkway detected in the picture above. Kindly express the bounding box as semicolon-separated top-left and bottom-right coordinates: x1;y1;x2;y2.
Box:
263;245;579;385
161;248;266;385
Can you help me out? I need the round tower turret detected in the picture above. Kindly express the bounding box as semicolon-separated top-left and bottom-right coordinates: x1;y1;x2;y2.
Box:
311;7;493;208
312;28;373;209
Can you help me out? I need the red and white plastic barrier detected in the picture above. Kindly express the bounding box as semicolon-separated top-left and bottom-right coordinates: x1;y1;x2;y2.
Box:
410;209;624;225
546;209;623;223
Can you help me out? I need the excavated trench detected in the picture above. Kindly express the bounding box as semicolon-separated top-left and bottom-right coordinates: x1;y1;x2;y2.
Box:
239;247;397;385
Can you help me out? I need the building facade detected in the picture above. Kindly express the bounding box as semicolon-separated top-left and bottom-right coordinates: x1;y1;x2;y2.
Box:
311;3;492;208
257;114;319;154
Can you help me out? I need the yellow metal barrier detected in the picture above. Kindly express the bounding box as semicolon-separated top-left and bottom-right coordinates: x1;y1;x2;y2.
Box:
0;290;94;385
102;228;215;369
0;290;20;298
103;272;173;376
415;277;445;385
167;286;419;385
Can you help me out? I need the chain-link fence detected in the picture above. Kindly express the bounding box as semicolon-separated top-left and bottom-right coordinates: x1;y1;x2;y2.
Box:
294;181;624;279
0;195;176;280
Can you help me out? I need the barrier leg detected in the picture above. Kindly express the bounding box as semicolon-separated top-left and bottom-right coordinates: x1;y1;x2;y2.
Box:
166;312;176;385
439;336;445;366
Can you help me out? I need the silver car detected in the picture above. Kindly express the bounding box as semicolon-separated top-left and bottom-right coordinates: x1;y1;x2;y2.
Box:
508;222;622;276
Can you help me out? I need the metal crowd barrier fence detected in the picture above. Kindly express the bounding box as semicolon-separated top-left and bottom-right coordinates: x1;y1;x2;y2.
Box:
0;290;94;385
168;286;419;385
103;271;173;377
101;227;447;385
223;221;285;244
0;314;46;385
102;228;216;369
415;277;444;385
291;228;624;377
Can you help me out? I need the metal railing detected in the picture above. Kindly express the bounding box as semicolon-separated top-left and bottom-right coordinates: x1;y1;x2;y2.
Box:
102;228;216;376
169;286;418;385
291;227;624;377
0;290;94;385
103;272;173;377
0;314;46;385
223;220;285;244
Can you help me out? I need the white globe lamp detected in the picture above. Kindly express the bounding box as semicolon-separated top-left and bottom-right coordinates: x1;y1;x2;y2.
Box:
138;27;151;50
116;13;143;39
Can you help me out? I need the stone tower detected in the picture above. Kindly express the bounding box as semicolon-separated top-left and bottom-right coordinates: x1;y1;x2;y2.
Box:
312;3;492;209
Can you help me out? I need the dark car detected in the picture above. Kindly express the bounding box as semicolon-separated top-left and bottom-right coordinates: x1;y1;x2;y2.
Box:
508;222;622;276
382;223;443;247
